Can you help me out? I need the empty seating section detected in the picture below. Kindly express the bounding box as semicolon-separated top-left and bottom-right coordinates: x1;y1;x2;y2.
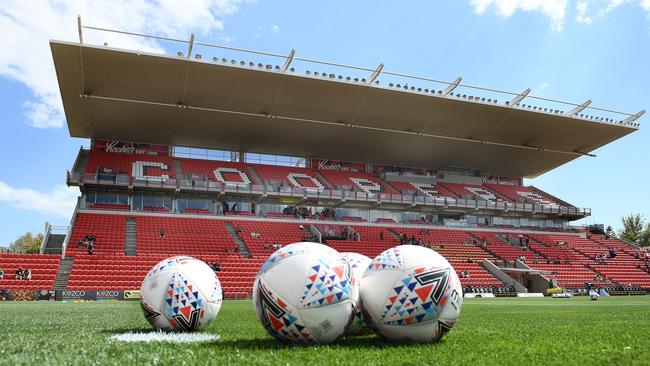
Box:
438;183;504;202
474;232;543;262
68;213;127;256
67;253;261;297
395;228;495;261
317;170;397;194
450;261;503;287
526;240;588;263
178;158;259;185
251;164;330;191
589;264;650;288
485;184;559;206
235;220;305;258
86;151;175;181
527;263;609;288
53;212;650;294
136;216;238;255
387;181;454;198
181;208;212;215
0;254;60;290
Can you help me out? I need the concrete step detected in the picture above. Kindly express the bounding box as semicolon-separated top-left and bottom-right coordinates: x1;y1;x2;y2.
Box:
53;257;74;290
224;222;252;259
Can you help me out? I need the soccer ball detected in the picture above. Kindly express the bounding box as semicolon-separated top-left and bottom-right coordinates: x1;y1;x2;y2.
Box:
253;242;353;344
340;252;372;335
360;245;463;343
140;256;223;332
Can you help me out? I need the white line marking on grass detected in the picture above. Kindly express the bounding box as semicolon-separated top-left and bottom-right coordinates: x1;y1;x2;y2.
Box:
110;332;220;343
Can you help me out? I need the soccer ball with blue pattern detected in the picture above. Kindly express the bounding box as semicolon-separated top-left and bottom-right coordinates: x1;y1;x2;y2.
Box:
140;256;223;332
253;242;354;344
361;245;463;343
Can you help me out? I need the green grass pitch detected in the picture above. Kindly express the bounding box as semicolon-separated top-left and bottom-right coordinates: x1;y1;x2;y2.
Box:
0;297;648;365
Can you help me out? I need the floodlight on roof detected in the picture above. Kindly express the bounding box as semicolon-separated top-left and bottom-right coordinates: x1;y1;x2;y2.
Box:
240;61;246;65
622;110;645;126
213;57;218;62
306;70;311;75
177;51;184;57
195;54;202;59
346;76;351;81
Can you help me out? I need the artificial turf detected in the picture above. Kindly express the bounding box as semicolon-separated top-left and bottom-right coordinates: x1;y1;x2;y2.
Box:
0;296;648;365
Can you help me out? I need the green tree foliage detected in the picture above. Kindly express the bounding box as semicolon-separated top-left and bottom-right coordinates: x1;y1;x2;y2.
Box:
9;232;44;254
605;225;615;237
619;214;650;247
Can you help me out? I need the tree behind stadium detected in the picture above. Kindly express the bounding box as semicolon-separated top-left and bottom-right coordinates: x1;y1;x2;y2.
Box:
619;214;650;247
9;232;44;254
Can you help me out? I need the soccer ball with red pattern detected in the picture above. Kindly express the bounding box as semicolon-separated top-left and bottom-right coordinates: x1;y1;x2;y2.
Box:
140;256;222;332
253;242;354;344
360;245;462;342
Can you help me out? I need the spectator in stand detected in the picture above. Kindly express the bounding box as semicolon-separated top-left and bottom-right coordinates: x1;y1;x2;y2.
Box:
634;250;641;259
466;257;474;263
210;262;221;272
518;235;523;246
525;237;530;247
609;248;617;258
460;271;469;278
15;267;24;280
231;202;239;212
0;267;4;279
263;243;270;250
24;268;32;281
379;230;384;241
88;241;95;256
159;229;166;238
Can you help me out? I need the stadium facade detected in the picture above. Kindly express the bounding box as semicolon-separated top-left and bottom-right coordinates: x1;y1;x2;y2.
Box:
1;20;648;301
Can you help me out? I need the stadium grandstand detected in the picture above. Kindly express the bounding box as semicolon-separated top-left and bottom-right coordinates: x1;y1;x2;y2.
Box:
2;20;649;300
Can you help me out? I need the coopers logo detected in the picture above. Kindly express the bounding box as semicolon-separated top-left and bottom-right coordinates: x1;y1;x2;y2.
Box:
105;141;137;154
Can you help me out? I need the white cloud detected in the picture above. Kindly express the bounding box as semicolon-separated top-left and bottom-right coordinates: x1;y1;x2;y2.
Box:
0;0;248;129
0;181;78;218
271;25;280;33
576;0;593;24
539;82;551;90
470;0;569;31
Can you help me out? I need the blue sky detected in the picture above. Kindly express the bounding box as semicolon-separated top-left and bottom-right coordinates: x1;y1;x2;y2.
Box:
0;0;649;246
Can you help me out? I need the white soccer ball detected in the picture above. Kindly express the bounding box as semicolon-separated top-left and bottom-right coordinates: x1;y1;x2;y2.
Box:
253;242;354;344
360;245;463;343
140;256;223;332
340;252;372;335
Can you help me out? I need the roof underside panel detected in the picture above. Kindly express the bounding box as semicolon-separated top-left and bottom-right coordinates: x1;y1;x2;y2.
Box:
51;41;637;178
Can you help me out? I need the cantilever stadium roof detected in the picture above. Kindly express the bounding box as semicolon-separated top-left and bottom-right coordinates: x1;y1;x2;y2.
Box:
51;40;640;178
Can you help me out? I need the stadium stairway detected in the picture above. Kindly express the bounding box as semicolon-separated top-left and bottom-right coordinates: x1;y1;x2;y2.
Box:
125;218;137;256
225;222;252;259
54;257;74;290
42;234;66;255
314;170;335;188
174;160;185;181
387;229;401;240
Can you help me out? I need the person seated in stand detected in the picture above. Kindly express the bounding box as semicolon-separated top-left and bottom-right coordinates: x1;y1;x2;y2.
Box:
460;270;469;278
15;267;24;280
263;243;271;250
379;230;384;241
159;229;166;238
210;262;221;272
88;241;95;256
466;257;474;263
635;250;641;259
0;267;4;279
24;268;32;281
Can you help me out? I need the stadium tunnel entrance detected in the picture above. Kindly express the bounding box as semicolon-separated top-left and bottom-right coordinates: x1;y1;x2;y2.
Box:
501;268;552;293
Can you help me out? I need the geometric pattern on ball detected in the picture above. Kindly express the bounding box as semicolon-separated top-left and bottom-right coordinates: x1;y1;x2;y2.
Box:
300;257;351;308
360;245;463;343
163;272;204;332
140;256;222;332
255;280;315;344
382;266;450;326
253;242;354;344
367;247;403;271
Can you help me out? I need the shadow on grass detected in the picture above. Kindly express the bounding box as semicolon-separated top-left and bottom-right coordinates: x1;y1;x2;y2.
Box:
205;335;433;350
